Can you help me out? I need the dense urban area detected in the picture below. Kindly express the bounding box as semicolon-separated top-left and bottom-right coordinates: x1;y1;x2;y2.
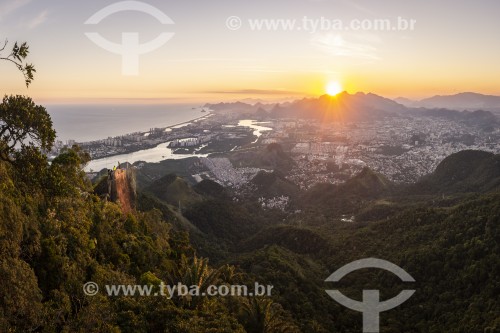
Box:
58;106;500;190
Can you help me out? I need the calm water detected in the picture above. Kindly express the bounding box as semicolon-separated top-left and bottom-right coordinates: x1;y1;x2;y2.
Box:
46;104;204;142
85;119;273;171
238;120;272;143
85;141;209;171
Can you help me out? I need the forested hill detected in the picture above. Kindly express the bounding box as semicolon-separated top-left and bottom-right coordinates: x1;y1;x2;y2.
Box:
148;150;500;332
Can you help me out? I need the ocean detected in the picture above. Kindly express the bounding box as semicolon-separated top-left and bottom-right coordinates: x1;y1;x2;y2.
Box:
46;104;204;142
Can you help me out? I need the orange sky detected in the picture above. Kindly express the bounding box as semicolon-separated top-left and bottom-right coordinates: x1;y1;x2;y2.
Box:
1;0;500;103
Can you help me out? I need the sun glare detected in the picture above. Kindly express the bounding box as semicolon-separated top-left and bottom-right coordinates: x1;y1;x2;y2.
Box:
326;81;343;96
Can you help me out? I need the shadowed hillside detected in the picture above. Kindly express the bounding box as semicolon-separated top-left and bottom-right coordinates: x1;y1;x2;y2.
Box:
413;150;500;193
144;173;202;208
193;179;229;199
301;167;393;214
229;143;296;172
250;170;300;199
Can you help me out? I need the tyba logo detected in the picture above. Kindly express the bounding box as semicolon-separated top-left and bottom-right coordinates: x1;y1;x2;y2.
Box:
325;258;416;333
84;1;175;75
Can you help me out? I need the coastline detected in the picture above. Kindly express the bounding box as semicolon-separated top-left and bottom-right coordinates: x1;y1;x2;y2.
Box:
84;117;272;172
84;111;213;171
80;111;213;146
48;104;208;143
158;111;213;132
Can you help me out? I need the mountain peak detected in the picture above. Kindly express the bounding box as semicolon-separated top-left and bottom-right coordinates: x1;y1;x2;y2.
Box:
272;91;406;121
415;150;500;193
401;92;500;111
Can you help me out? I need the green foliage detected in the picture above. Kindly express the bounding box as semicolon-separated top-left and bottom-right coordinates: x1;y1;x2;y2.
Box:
240;225;330;255
0;95;56;162
184;199;266;244
144;173;202;207
162;304;246;333
232;245;335;332
0;40;36;87
48;145;91;196
0;258;44;330
239;297;301;333
12;144;50;190
0;144;249;331
0;40;304;332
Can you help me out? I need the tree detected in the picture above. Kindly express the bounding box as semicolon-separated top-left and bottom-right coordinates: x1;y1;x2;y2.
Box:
47;145;91;196
239;298;300;333
0;95;56;162
168;255;223;308
0;39;36;87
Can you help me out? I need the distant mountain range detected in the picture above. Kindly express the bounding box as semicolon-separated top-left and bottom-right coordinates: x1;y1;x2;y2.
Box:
271;92;407;121
206;92;406;121
395;92;500;113
206;91;499;125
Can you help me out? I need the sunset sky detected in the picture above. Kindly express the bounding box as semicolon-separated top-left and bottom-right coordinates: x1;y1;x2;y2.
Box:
1;0;500;103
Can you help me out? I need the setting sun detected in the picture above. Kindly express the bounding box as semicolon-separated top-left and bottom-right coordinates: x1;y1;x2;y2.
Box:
326;81;343;96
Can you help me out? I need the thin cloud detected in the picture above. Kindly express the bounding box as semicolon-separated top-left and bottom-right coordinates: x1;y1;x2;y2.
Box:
237;67;339;74
27;10;48;29
311;33;380;60
0;0;31;21
164;58;257;63
237;68;289;73
306;0;376;15
204;89;302;95
339;0;377;15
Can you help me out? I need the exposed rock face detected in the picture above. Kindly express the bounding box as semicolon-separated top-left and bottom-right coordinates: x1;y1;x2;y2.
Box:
110;168;137;214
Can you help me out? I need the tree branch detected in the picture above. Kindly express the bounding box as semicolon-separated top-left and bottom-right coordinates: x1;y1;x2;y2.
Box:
0;39;7;52
0;40;36;87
